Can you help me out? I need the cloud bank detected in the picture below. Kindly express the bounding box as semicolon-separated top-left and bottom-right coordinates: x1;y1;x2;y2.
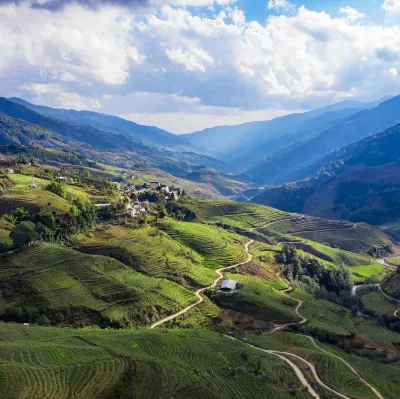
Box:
1;0;400;132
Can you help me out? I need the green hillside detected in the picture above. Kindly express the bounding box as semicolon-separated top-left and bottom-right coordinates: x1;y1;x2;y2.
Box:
0;324;320;399
0;243;197;328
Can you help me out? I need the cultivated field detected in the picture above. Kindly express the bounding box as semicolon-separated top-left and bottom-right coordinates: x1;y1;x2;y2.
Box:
0;324;316;399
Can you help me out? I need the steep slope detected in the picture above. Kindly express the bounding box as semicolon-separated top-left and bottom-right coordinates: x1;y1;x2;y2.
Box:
0;98;230;174
10;97;192;150
251;123;400;225
182;98;386;166
246;95;400;184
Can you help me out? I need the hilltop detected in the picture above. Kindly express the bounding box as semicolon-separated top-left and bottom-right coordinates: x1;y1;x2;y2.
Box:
251;123;400;226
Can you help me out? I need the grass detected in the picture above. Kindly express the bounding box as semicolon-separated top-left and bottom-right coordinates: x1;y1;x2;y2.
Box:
350;263;389;282
288;223;389;255
386;256;400;266
0;174;71;216
0;324;316;399
359;290;398;316
381;273;400;299
295;240;371;266
213;272;301;324
0;220;13;250
181;197;291;230
159;218;248;269
245;332;400;399
80;224;218;287
0;243;197;327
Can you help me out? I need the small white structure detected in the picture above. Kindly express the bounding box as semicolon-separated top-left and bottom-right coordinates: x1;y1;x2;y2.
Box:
160;185;170;193
95;203;111;209
30;176;37;188
221;279;237;291
23;323;30;326
58;176;67;183
6;168;14;174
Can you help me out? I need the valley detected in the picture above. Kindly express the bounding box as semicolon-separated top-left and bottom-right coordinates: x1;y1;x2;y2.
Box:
1;95;400;399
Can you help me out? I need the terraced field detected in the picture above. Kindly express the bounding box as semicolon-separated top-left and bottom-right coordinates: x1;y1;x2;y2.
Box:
0;324;316;399
290;291;356;337
0;243;197;327
359;290;398;315
246;332;400;399
159;219;247;269
294;241;371;266
381;273;400;299
0;220;13;250
181;198;291;229
350;263;389;283
213;273;301;324
0;174;71;216
80;224;217;287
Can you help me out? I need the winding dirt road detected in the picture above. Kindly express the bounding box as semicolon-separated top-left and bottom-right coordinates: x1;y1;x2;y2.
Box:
150;217;386;398
270;287;307;332
299;335;385;399
150;239;254;329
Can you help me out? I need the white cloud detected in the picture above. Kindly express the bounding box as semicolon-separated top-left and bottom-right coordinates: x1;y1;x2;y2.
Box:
267;0;295;13
339;6;365;22
166;47;214;72
21;83;102;110
0;3;144;86
3;1;400;133
382;0;400;15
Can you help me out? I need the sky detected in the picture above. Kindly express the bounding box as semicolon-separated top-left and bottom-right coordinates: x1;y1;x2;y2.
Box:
1;0;400;133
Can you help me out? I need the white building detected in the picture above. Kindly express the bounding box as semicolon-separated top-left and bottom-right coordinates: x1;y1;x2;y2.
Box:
221;280;237;291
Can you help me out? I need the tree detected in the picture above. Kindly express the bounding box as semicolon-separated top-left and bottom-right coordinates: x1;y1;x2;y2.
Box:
46;181;67;198
10;221;39;248
2;214;16;224
38;314;51;326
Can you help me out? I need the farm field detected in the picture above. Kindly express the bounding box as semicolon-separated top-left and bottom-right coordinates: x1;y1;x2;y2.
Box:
0;324;317;399
181;197;291;229
291;223;390;255
0;243;197;328
359;290;398;315
381;273;400;299
159;218;248;269
293;240;371;266
0;220;13;250
0;173;71;216
350;263;389;282
79;224;218;287
246;332;400;399
210;272;300;325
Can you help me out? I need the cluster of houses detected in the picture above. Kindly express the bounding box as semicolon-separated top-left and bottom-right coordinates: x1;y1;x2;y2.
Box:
112;180;183;199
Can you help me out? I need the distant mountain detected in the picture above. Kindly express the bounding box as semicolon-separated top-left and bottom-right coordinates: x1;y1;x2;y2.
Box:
246;95;400;184
181;97;388;168
251;122;400;225
9;97;193;151
0;98;229;174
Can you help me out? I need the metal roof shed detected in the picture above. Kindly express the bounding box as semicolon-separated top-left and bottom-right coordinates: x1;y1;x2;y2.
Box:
221;279;237;290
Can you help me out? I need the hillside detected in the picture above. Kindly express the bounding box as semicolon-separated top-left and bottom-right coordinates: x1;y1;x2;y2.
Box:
10;97;194;151
246;95;400;184
251;123;400;225
0;98;230;174
0;151;399;399
182;98;387;170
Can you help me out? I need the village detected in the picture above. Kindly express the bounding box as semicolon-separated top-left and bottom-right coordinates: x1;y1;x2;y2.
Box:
94;180;183;219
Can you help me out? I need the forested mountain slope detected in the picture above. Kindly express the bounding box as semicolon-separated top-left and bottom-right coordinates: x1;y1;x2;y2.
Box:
246;95;400;184
10;97;193;151
251;123;400;225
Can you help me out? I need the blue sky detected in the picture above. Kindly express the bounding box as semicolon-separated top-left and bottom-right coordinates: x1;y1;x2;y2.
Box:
1;0;400;133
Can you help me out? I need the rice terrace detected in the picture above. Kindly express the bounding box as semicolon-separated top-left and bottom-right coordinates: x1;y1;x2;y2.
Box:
2;1;400;397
